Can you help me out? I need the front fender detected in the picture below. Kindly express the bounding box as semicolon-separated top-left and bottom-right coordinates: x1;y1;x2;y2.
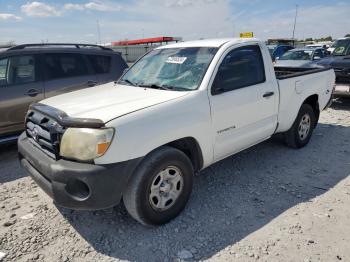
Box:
94;92;213;167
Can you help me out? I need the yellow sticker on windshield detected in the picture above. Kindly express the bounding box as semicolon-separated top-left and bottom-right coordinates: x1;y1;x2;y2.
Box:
166;57;187;64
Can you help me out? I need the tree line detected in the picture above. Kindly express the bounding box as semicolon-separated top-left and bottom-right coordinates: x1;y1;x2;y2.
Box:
302;34;350;42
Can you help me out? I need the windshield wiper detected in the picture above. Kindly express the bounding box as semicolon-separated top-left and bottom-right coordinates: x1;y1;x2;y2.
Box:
138;84;172;90
138;84;189;91
118;79;137;86
166;86;191;91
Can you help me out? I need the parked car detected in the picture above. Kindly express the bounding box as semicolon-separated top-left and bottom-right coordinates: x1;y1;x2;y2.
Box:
275;47;328;68
267;44;294;61
327;40;343;54
305;44;324;49
306;43;331;50
0;43;128;143
317;37;350;97
18;38;335;226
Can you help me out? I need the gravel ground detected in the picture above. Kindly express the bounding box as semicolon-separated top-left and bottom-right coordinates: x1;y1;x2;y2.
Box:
0;99;349;262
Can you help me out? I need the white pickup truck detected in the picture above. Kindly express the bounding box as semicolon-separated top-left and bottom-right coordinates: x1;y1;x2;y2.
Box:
18;38;335;226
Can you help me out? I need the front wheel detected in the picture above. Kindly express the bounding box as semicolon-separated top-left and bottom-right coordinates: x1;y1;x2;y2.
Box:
123;146;194;226
285;104;317;148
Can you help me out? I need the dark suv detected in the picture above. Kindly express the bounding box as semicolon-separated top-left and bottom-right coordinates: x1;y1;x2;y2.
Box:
318;38;350;97
0;43;128;143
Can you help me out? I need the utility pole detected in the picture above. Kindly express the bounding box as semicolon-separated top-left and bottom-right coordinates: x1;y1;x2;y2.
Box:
97;19;102;45
292;4;298;46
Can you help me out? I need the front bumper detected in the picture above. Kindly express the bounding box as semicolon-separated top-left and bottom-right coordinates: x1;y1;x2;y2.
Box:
18;133;141;210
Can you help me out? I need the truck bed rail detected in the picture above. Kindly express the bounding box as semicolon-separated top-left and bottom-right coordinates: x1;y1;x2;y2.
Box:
275;66;332;80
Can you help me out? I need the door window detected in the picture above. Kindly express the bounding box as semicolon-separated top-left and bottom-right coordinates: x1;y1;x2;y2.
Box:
44;53;88;80
212;45;265;94
0;56;36;87
313;49;323;59
0;58;9;86
87;55;111;74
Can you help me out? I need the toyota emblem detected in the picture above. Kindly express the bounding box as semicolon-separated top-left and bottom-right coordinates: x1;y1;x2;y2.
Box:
32;127;39;141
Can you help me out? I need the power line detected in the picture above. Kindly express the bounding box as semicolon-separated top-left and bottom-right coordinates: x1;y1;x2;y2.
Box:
97;19;101;45
292;4;298;44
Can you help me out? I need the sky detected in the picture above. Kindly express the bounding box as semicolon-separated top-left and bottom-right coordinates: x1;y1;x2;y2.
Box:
0;0;349;44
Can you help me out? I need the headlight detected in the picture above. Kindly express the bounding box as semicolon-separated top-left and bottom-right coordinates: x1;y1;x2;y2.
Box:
60;128;114;161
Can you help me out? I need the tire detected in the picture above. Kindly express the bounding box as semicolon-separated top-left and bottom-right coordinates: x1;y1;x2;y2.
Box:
123;146;194;226
285;104;317;148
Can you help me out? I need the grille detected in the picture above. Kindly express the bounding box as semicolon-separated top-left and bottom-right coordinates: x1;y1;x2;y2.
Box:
26;110;65;159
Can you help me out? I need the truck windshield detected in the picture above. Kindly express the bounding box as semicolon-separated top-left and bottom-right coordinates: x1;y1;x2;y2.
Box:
119;47;218;91
280;50;313;60
332;39;350;56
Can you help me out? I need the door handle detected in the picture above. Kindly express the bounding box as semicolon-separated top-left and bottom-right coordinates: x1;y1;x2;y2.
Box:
87;80;98;87
263;91;274;98
25;89;40;97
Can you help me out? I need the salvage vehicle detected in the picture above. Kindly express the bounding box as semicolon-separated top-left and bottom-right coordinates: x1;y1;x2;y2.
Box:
275;47;328;68
317;37;350;97
18;38;335;226
0;43;128;143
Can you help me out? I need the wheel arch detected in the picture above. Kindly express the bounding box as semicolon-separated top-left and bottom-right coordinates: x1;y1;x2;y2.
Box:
302;94;319;126
164;137;204;172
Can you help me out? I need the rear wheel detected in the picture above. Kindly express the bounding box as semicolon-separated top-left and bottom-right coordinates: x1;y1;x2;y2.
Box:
285;104;317;148
123;146;194;226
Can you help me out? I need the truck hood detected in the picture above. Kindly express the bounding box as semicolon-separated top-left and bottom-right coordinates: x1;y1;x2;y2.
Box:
41;82;189;123
275;60;320;68
317;55;350;69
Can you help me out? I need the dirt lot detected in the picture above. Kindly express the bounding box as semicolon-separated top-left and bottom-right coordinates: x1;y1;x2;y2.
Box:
0;99;349;262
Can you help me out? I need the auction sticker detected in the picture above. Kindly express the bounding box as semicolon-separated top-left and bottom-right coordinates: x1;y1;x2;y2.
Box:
166;57;187;64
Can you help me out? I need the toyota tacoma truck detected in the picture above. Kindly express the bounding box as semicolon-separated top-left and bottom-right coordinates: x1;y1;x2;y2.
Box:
18;38;335;226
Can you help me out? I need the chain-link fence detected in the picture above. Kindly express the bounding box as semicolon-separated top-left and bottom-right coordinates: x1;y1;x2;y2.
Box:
111;45;160;63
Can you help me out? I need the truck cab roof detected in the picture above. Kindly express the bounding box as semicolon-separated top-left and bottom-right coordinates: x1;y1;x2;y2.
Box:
157;38;261;49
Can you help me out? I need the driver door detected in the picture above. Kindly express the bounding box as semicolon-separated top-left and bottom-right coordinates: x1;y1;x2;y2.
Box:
209;45;278;161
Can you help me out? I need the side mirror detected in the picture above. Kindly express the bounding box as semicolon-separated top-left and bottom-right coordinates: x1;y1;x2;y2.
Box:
313;56;321;60
275;57;280;60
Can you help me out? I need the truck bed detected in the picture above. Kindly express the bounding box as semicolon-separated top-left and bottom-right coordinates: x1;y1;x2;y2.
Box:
274;66;331;79
275;66;335;134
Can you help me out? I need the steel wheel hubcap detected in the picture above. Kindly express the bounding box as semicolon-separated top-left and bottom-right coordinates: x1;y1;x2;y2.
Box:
298;113;311;140
149;166;183;211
